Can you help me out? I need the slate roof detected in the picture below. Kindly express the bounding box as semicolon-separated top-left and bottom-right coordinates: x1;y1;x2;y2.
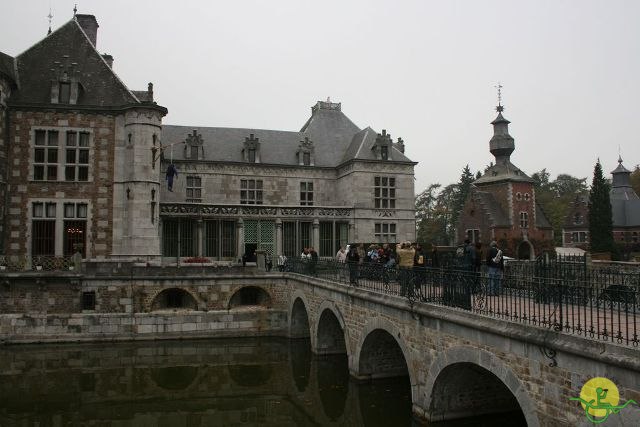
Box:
474;160;535;185
0;51;16;83
9;17;140;107
535;203;553;229
473;189;510;227
162;102;415;167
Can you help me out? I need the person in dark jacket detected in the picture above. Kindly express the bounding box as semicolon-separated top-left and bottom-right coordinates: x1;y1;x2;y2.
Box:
486;241;504;295
347;245;360;285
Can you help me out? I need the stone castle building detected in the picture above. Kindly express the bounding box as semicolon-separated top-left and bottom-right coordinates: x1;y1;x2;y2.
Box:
0;14;416;262
562;157;640;248
456;104;554;259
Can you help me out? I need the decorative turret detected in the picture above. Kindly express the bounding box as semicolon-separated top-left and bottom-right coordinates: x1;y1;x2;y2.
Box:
611;155;633;188
489;104;515;165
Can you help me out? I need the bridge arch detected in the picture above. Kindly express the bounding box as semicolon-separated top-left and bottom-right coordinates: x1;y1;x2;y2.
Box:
314;300;348;355
352;317;413;381
227;286;272;309
150;287;199;311
288;291;311;338
423;346;538;426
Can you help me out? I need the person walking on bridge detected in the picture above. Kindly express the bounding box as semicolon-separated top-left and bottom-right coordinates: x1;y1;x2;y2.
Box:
396;241;415;297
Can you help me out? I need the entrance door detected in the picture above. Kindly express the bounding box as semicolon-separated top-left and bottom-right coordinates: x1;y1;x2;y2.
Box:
244;220;275;256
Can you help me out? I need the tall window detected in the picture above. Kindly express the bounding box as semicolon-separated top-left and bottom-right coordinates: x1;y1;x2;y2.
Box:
248;149;256;163
190;145;199;160
186;176;202;202
520;212;529;228
374;223;396;243
34;130;59;181
65;131;89;181
240;179;263;204
300;181;313;206
32;202;56;256
302;152;311;166
374;176;396;208
63;202;88;256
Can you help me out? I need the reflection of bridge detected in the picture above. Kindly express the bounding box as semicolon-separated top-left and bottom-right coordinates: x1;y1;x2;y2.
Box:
1;261;639;425
0;339;409;426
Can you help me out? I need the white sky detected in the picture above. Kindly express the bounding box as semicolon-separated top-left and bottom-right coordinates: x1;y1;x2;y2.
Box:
2;0;639;193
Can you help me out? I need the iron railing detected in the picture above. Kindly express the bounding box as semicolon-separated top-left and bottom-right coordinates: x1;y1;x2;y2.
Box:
0;255;77;272
284;257;639;347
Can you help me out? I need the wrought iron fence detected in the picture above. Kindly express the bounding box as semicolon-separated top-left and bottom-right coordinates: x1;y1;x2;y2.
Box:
285;257;639;347
0;255;77;272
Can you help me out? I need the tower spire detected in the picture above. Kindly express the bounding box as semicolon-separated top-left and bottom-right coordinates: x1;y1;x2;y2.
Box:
47;5;53;35
495;82;504;112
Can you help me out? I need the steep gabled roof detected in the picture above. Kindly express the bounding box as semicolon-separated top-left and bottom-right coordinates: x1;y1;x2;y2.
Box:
472;189;510;227
10;18;138;106
0;51;16;83
342;127;413;164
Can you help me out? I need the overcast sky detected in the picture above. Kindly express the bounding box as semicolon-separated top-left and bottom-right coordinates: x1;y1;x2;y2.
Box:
2;0;639;193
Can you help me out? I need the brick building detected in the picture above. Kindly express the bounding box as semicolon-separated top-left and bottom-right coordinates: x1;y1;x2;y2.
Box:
0;14;417;262
456;104;554;259
562;157;640;248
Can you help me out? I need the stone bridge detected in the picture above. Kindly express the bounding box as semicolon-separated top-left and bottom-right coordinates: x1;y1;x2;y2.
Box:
286;274;640;426
1;268;639;425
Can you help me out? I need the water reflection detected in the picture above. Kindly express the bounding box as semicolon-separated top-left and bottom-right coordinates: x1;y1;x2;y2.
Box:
0;338;521;426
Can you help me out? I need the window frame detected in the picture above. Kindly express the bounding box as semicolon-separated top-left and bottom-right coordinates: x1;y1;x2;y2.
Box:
374;222;397;243
186;175;202;203
519;211;529;229
240;179;264;205
374;176;396;209
32;128;92;182
300;181;314;206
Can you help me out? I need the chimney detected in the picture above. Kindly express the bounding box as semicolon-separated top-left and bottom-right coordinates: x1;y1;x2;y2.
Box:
76;14;99;47
101;54;113;68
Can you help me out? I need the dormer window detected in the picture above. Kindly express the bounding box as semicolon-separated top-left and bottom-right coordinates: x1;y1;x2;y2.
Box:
381;145;388;160
184;130;204;160
574;213;583;225
372;129;393;161
59;82;71;103
297;137;314;166
242;134;261;163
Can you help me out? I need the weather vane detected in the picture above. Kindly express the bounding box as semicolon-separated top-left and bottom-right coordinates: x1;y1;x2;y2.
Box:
73;4;77;17
47;4;53;35
495;83;504;112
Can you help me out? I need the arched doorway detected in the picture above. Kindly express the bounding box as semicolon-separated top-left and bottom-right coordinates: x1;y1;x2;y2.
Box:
517;240;534;260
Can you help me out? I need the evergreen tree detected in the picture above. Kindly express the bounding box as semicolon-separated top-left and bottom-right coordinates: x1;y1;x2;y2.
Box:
588;160;614;253
451;165;475;228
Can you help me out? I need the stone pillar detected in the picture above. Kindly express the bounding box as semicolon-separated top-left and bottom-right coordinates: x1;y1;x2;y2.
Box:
196;219;203;257
312;218;320;249
275;218;282;256
236;219;244;262
349;222;355;244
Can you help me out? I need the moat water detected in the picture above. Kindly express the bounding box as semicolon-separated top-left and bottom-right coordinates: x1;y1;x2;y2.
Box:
0;338;525;426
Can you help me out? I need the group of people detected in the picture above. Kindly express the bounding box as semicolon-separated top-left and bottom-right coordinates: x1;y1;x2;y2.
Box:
300;247;319;275
333;242;439;293
461;239;504;295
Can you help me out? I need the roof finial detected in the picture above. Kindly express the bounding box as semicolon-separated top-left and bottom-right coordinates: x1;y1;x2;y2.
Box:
495;82;504;112
73;4;77;17
326;96;331;103
47;3;53;35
